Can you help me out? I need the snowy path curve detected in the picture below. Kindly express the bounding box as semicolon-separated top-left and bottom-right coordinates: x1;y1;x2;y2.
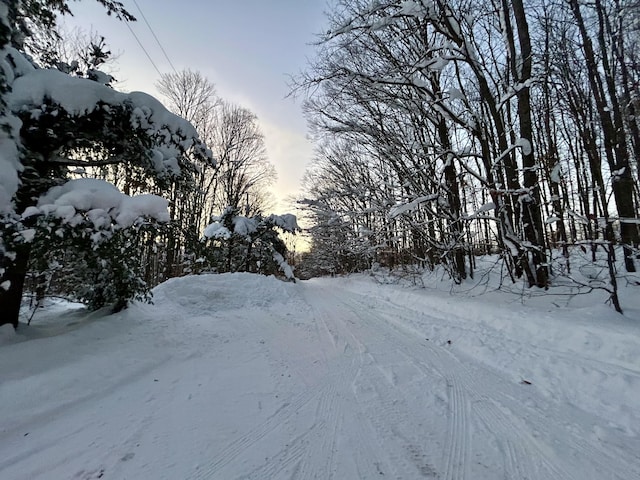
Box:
1;273;638;479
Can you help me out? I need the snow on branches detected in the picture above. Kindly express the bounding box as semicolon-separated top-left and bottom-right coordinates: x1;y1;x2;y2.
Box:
202;208;299;280
0;18;213;325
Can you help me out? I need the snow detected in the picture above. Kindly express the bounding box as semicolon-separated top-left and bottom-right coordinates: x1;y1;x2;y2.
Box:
86;69;114;85
28;178;170;231
467;201;496;218
203;222;231;240
1;271;639;479
0;46;213;219
550;162;563;183
0;103;23;214
398;0;425;17
11;68;119;116
233;216;256;237
447;87;465;100
117;195;171;227
9;68;198;145
268;213;299;232
7;67;211;178
515;137;532;156
18;229;36;242
38;179;124;212
204;213;299;240
389;194;439;219
272;251;295;280
568;209;590;225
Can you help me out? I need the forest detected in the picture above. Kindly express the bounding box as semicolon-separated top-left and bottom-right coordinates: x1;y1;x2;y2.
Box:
295;0;640;313
1;0;639;328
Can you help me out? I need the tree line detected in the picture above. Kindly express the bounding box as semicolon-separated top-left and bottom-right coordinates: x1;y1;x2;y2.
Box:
295;0;639;310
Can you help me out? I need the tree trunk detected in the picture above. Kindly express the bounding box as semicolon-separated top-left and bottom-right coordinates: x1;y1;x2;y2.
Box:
569;0;638;272
512;0;548;287
0;243;31;328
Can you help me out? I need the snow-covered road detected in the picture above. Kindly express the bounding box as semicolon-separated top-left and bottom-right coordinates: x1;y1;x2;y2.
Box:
1;274;639;479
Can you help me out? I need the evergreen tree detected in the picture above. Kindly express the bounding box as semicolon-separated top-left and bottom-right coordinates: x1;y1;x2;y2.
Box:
202;208;298;279
0;1;213;328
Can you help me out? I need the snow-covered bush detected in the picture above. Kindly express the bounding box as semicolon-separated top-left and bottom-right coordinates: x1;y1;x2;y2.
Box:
21;179;172;311
0;1;213;327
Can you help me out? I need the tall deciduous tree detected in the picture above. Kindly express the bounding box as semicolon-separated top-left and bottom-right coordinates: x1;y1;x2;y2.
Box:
155;71;277;276
296;0;549;286
567;0;639;272
211;101;276;217
155;69;220;277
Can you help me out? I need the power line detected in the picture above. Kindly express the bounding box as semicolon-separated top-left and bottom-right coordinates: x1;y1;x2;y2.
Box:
132;0;179;75
123;19;163;77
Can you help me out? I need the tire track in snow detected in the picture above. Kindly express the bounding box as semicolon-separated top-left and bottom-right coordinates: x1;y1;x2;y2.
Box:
234;422;321;480
332;292;454;478
327;298;443;480
442;376;470;480
280;282;640;480
349;409;396;478
293;381;341;480
359;290;640;480
504;441;527;480
354;289;639;377
471;394;575;480
332;293;496;479
442;348;640;480
331;289;640;480
300;286;424;479
300;298;396;480
351;368;438;479
236;378;344;480
201;290;373;480
190;385;324;480
435;345;638;480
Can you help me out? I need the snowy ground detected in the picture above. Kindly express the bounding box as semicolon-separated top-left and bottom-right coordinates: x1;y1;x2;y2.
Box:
1;272;639;479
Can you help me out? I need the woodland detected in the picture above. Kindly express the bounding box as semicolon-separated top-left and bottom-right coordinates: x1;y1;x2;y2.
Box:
295;0;640;313
1;0;639;327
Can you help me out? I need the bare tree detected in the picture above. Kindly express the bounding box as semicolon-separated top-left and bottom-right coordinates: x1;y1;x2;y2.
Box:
156;69;218;131
566;0;639;272
295;0;552;285
25;23;120;84
155;70;278;276
155;69;220;277
210;101;277;217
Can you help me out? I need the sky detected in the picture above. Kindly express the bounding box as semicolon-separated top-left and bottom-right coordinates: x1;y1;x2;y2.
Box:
62;0;329;213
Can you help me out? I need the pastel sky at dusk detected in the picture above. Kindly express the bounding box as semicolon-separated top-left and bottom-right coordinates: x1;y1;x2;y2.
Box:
63;0;329;212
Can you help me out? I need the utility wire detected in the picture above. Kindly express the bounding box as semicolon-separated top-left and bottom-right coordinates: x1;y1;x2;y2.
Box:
132;0;179;75
124;19;163;77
